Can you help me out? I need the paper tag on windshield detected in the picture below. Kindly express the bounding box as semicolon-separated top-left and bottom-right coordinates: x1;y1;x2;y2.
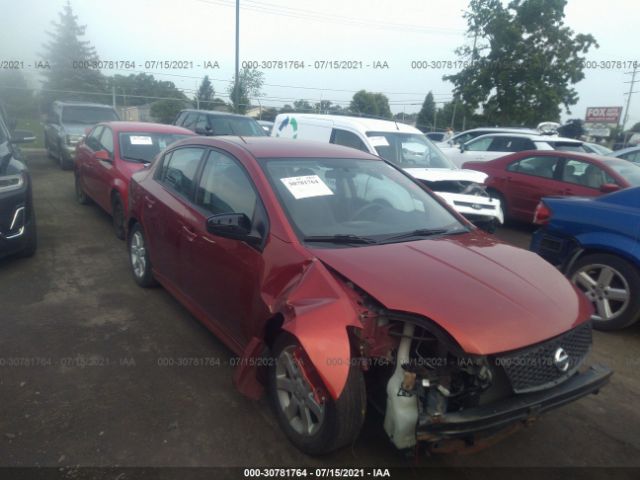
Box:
130;136;153;145
368;136;389;147
280;175;334;199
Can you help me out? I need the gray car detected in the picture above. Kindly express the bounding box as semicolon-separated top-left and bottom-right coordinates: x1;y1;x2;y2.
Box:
44;101;119;170
608;145;640;164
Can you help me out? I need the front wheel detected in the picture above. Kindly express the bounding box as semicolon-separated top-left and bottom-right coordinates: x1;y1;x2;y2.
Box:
570;253;640;330
268;333;366;455
128;223;157;288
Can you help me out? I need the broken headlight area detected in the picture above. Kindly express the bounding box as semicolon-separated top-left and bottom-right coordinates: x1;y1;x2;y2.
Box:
422;179;490;197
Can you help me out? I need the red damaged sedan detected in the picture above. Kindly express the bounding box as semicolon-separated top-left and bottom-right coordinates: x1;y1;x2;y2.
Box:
74;121;193;238
464;150;640;223
126;137;611;455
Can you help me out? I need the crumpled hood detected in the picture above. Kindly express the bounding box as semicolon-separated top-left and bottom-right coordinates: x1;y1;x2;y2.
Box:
404;167;487;184
311;232;590;355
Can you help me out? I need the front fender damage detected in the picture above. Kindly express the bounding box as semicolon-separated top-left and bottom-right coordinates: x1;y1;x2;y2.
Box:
234;258;362;400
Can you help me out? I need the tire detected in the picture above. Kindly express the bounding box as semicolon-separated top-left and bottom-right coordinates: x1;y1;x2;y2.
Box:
268;333;366;455
58;141;72;171
111;194;126;240
18;213;37;258
75;174;90;205
569;253;640;330
128;223;157;287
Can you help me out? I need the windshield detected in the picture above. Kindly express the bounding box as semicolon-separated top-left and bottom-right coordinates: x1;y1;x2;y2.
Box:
365;132;456;169
118;132;191;163
262;157;465;244
209;116;266;136
604;159;640;186
62;106;118;124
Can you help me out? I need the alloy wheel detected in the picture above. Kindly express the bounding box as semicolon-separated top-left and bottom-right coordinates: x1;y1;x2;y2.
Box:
572;263;630;322
275;346;325;437
130;231;147;279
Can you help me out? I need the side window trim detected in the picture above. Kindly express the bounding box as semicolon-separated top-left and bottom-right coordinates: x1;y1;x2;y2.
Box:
156;147;206;202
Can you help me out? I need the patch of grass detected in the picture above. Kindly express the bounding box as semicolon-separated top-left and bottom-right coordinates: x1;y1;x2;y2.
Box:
15;116;45;149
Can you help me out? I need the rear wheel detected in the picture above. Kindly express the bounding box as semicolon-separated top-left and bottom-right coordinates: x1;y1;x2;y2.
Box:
569;253;640;330
128;223;157;287
111;194;125;240
268;333;366;455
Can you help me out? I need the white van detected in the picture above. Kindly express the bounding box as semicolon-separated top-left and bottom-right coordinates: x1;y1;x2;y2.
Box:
272;114;503;229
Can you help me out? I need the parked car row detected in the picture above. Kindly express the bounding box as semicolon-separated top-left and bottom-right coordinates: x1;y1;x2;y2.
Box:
13;106;630;456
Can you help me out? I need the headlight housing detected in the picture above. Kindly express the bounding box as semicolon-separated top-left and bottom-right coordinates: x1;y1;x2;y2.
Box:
0;173;26;194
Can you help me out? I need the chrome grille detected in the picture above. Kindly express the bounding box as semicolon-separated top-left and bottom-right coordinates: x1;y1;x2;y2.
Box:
495;322;592;394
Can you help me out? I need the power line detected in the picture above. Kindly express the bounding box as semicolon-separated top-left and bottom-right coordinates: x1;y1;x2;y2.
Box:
193;0;464;35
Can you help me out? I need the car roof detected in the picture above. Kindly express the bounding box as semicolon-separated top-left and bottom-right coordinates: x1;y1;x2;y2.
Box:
54;101;115;108
97;121;194;134
178;109;255;119
610;145;640;156
471;132;582;143
490;150;610;164
275;113;421;134
455;127;540;135
169;136;380;160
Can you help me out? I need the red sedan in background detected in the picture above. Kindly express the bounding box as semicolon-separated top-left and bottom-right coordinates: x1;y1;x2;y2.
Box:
74;121;193;238
464;150;640;223
125;136;609;455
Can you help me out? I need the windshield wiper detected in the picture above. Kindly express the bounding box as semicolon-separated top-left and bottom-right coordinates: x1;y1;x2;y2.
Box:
123;156;151;164
381;227;468;243
303;234;377;245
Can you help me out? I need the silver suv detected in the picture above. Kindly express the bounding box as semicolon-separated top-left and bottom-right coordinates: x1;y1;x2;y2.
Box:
44;101;119;170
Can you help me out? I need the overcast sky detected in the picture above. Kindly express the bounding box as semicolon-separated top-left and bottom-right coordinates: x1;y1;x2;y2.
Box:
4;0;640;127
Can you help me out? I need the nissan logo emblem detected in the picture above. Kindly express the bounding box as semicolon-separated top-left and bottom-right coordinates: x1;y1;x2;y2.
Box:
553;347;570;372
471;203;482;210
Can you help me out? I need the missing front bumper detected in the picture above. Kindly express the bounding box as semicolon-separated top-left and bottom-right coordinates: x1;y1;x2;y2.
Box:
416;364;611;446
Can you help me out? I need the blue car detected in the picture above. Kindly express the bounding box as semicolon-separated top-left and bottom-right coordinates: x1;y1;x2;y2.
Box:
530;187;640;330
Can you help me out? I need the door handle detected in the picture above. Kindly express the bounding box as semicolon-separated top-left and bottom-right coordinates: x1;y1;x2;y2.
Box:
181;225;197;241
144;195;156;209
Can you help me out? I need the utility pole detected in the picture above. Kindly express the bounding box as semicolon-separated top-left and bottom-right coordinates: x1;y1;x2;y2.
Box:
112;84;116;108
622;67;638;131
433;105;437;132
234;0;240;112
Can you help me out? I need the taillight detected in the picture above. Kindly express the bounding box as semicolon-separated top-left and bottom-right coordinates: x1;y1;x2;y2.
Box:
533;202;551;225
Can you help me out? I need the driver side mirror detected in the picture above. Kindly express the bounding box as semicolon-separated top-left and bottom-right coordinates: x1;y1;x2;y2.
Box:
600;183;619;193
94;150;112;162
459;143;466;153
206;213;260;244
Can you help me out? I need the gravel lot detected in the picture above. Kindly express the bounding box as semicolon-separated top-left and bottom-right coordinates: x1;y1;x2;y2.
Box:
1;152;639;474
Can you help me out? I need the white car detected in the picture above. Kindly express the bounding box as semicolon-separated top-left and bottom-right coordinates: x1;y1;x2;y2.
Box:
272;114;503;229
442;133;587;167
436;127;540;149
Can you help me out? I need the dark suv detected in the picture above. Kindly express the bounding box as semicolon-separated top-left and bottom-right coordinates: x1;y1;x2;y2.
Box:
44;101;119;170
174;109;266;137
0;108;37;258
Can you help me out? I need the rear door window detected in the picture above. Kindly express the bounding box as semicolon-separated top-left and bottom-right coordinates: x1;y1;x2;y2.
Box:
507;156;560;179
561;159;614;188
